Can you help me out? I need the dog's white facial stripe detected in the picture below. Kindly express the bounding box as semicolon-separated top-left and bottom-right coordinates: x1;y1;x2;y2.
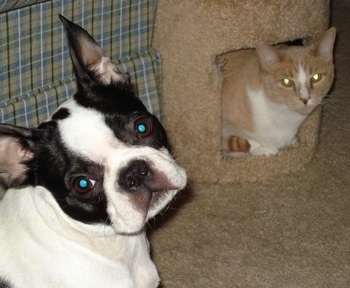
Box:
58;99;119;163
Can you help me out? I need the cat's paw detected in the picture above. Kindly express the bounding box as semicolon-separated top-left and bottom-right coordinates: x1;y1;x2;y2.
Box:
248;140;279;156
250;146;279;156
291;136;299;146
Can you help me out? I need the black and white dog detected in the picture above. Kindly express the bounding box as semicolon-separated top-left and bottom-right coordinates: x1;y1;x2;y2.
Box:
0;16;186;288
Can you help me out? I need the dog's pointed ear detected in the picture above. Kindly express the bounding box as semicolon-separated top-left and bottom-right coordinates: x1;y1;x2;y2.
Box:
59;15;129;88
0;125;35;187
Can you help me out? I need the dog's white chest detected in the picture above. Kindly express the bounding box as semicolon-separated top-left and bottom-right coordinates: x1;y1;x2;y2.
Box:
0;187;159;288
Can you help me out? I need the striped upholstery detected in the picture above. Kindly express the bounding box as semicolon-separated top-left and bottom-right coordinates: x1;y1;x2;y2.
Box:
0;0;47;13
0;0;161;128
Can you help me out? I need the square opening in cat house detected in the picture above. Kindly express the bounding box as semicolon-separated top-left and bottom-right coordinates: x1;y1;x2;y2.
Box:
216;28;336;158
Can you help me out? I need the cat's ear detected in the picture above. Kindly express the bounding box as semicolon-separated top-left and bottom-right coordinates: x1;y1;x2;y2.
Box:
256;42;282;71
314;27;336;62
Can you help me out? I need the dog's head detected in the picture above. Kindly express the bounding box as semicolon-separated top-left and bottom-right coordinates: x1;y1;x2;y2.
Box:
0;16;186;234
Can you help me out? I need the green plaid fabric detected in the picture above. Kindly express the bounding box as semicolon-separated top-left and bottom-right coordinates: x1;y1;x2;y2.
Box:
0;0;47;13
0;0;161;128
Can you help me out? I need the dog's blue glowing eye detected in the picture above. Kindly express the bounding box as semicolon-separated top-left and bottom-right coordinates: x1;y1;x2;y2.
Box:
134;118;152;137
72;176;95;194
78;179;88;189
137;123;147;133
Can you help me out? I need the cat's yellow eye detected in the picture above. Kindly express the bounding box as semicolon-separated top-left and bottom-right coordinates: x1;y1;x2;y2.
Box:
281;78;294;87
311;73;322;83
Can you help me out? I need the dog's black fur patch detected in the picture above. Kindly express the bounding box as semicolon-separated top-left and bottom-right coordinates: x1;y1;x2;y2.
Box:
51;108;70;121
30;123;110;224
0;278;13;288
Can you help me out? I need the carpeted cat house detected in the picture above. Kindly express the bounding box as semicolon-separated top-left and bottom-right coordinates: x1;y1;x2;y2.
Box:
153;0;331;184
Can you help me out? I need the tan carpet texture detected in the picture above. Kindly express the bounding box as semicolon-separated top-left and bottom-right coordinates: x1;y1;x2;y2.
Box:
150;1;350;287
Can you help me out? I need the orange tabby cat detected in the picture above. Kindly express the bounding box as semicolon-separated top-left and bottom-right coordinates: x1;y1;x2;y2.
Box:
220;28;336;156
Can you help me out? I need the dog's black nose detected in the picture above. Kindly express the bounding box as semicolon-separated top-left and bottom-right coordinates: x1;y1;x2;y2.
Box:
119;160;152;191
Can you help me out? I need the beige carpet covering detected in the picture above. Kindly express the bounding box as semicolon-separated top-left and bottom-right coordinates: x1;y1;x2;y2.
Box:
150;1;350;287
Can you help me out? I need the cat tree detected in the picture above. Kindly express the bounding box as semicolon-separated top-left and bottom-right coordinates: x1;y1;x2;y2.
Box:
153;0;331;184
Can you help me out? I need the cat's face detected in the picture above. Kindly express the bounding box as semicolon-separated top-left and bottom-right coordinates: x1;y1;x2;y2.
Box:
257;28;336;116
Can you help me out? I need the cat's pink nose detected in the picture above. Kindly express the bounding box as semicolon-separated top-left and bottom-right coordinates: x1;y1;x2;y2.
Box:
299;87;310;105
300;97;309;105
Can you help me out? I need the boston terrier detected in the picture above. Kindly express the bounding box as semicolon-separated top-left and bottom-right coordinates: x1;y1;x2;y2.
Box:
0;15;186;288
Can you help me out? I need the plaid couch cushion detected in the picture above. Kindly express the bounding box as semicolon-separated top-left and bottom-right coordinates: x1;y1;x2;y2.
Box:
0;0;161;127
0;0;47;13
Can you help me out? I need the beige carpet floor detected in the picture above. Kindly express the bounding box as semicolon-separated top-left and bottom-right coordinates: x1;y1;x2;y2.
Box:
150;1;350;287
